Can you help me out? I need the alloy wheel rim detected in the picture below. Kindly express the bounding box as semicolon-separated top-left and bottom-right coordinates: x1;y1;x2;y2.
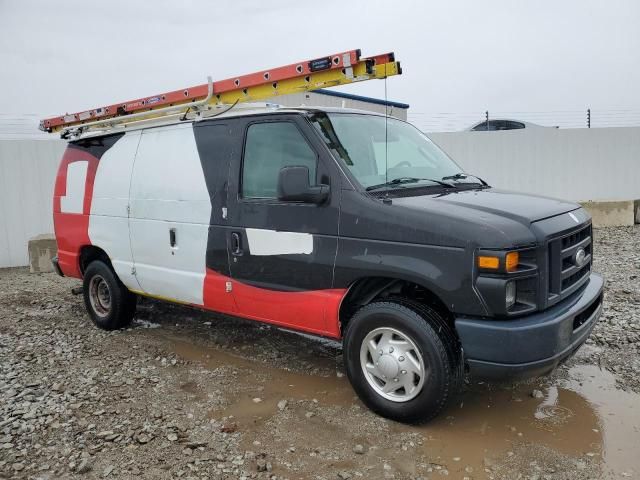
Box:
359;326;427;402
89;275;112;318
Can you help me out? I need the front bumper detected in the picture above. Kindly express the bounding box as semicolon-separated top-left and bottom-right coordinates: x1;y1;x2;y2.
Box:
455;273;604;380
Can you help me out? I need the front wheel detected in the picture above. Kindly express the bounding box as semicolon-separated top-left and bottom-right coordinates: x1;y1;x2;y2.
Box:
83;260;136;330
343;300;461;423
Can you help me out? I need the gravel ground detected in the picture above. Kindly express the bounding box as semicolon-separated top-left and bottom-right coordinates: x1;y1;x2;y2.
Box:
576;226;640;392
0;225;638;480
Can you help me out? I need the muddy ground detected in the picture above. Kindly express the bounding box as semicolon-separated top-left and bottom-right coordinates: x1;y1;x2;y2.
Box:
0;225;638;480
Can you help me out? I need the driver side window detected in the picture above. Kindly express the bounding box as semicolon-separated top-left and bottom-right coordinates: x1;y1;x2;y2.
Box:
242;122;317;199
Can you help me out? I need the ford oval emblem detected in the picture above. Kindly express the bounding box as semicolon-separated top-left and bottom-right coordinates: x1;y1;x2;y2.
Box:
573;248;587;267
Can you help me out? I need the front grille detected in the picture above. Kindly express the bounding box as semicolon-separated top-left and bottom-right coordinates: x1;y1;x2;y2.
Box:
561;264;590;291
547;223;592;306
561;227;590;249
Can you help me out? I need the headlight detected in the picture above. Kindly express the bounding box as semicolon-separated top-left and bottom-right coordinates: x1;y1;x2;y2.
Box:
475;247;538;316
505;281;516;309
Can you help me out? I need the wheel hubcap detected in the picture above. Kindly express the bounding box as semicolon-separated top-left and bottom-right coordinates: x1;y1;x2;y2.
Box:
89;275;112;318
360;327;426;402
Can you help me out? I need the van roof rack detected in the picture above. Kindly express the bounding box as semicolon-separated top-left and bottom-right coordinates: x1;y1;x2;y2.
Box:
40;50;401;139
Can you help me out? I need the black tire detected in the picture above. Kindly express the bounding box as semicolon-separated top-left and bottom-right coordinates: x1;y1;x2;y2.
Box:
343;300;462;424
83;260;136;330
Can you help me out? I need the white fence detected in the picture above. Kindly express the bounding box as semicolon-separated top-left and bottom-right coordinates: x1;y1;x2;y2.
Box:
1;127;639;267
428;127;640;202
0;140;65;267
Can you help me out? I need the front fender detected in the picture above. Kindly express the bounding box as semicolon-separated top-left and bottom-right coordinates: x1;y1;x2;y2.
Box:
333;237;487;316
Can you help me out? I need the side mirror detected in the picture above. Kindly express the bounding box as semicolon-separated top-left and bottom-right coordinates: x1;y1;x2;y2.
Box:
277;166;329;204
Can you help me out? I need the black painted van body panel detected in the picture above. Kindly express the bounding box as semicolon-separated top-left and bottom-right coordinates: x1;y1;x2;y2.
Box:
191;111;589;317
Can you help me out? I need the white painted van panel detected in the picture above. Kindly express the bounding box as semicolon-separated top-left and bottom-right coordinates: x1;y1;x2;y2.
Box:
131;198;211;225
129;219;209;305
92;216;139;289
88;132;141;290
130;124;211;222
60;161;88;214
91;132;140;217
129;124;210;305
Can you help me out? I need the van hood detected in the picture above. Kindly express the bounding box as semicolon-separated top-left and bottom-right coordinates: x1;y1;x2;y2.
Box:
390;188;580;225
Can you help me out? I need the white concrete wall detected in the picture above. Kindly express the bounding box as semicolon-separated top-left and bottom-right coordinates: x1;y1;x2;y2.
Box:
0;140;65;267
428;127;640;203
1;127;639;267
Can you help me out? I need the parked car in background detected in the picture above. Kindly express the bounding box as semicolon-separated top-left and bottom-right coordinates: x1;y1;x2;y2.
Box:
467;119;553;131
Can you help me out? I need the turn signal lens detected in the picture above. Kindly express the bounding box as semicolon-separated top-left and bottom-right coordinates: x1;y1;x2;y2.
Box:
506;251;520;272
478;256;500;269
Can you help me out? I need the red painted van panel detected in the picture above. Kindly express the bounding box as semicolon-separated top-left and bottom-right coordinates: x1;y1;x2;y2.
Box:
52;147;100;278
203;269;345;338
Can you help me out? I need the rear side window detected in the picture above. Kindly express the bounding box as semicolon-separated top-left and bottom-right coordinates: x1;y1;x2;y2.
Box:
504;121;525;130
472;120;503;131
242;122;317;199
472;120;525;131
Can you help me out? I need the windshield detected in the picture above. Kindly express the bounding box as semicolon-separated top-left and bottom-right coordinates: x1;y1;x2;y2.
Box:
311;113;464;189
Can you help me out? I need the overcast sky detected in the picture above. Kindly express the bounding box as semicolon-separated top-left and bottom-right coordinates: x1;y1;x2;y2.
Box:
1;0;639;132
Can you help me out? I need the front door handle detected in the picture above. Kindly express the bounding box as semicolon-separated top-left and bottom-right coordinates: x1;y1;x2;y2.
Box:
231;232;243;256
169;228;177;248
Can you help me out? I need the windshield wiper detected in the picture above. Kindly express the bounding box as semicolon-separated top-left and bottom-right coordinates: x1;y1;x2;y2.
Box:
441;172;489;186
365;177;456;192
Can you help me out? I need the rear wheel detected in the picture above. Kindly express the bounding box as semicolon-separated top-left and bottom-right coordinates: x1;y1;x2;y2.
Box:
83;260;136;330
343;300;461;423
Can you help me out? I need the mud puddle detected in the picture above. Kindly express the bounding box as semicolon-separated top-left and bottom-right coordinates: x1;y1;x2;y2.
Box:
163;335;356;422
152;327;639;479
564;364;639;478
403;378;603;478
416;362;639;479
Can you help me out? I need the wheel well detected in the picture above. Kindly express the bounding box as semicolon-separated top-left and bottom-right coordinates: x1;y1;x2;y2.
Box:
339;277;454;334
79;246;112;275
